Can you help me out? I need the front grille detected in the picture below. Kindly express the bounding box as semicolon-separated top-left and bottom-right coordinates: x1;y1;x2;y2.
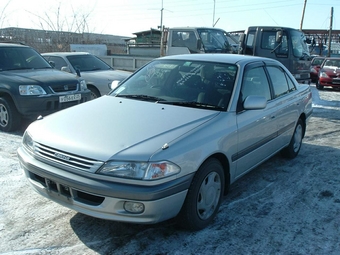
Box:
29;172;105;206
50;84;78;93
33;142;104;172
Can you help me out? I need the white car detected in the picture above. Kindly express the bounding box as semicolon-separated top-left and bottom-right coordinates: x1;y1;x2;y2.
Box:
42;52;131;99
18;54;313;230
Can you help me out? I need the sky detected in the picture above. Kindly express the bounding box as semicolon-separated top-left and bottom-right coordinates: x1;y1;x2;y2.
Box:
0;0;339;37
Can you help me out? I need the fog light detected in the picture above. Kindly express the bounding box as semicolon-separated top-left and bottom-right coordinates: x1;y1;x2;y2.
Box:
124;201;145;213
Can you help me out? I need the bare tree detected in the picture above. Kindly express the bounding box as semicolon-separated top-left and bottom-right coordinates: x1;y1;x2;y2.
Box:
25;2;95;51
0;0;12;29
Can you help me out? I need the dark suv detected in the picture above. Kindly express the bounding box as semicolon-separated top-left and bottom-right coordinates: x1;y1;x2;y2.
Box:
0;43;91;132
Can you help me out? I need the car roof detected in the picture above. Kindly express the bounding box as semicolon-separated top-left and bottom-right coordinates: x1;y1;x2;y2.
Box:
0;42;29;48
42;52;91;56
159;53;279;65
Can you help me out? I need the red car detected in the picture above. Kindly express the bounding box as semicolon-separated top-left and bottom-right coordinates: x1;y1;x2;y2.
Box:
317;57;340;90
310;56;325;83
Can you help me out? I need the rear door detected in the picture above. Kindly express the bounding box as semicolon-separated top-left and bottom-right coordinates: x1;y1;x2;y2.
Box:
266;65;300;148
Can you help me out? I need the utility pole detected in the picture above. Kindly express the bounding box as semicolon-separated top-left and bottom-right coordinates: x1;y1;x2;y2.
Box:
160;0;164;56
213;0;216;27
327;7;333;57
300;0;307;31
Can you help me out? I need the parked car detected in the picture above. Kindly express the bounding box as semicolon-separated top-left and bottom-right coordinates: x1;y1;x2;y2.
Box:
310;56;325;83
317;57;340;90
0;43;91;132
18;54;313;230
42;52;131;99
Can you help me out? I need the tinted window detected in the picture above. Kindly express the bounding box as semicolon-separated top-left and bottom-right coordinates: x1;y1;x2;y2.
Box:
66;55;112;72
267;66;291;98
0;47;51;70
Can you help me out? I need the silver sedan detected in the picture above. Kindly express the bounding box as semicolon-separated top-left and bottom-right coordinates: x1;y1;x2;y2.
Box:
18;54;313;230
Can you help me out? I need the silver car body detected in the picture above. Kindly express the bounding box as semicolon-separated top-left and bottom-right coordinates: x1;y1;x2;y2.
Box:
42;52;131;98
18;54;313;227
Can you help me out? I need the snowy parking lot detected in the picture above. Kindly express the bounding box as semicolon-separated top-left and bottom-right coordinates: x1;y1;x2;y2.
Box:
0;85;340;255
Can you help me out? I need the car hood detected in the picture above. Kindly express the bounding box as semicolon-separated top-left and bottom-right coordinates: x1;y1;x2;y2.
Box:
81;69;131;82
1;68;78;84
321;67;340;74
27;96;219;162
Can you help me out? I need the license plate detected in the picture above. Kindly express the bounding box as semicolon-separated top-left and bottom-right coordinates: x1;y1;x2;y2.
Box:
59;94;81;103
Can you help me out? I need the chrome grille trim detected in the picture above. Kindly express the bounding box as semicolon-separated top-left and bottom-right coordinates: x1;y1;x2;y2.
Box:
33;142;104;172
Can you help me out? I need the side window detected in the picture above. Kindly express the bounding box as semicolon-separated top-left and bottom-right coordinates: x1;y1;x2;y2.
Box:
286;74;297;92
171;31;198;53
245;32;255;55
261;32;275;50
48;56;68;70
267;66;290;98
240;66;272;103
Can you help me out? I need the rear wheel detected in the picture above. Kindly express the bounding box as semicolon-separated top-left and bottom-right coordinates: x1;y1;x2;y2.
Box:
177;158;224;230
281;119;304;159
0;97;21;132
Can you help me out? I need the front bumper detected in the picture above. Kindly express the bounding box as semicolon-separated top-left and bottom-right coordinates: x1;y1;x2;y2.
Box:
15;90;91;119
17;147;193;224
319;78;340;87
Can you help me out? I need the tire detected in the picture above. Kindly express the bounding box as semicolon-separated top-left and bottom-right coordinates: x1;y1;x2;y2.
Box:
0;97;21;132
88;86;101;100
281;119;304;159
316;81;323;90
177;158;224;231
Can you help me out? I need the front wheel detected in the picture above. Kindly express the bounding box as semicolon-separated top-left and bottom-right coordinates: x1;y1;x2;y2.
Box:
0;97;21;132
88;86;101;100
316;81;323;90
177;158;225;231
281;119;304;159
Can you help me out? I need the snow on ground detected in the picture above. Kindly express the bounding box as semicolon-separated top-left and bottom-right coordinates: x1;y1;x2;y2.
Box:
0;85;340;255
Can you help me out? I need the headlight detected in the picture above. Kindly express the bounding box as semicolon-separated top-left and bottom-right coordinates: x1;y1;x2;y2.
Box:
79;79;87;91
97;161;181;180
320;72;329;78
22;131;35;152
19;85;46;95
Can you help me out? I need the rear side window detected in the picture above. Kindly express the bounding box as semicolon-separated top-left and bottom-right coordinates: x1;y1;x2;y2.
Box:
267;66;295;98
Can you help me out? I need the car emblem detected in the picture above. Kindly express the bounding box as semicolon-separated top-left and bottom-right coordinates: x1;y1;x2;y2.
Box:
64;85;69;90
54;152;70;161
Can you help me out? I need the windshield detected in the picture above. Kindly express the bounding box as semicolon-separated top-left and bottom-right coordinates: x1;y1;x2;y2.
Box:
197;29;237;53
112;59;237;110
66;54;112;72
291;30;310;59
0;47;52;71
323;59;340;68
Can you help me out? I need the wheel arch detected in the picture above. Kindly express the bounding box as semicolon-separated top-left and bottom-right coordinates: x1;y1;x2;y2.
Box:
203;153;230;195
87;84;101;97
298;113;307;138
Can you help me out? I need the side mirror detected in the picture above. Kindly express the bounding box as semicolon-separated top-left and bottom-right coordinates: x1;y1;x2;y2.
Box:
61;66;71;73
243;95;267;110
276;30;283;43
49;61;55;68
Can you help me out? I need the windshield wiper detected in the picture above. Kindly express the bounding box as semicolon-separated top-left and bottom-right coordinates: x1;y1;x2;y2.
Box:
159;101;224;110
115;94;165;102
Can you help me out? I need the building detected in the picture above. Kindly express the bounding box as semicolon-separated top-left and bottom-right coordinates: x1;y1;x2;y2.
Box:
0;27;128;54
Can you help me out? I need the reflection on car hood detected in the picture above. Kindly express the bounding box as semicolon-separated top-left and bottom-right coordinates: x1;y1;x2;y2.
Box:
81;69;131;81
27;96;219;162
0;69;78;84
